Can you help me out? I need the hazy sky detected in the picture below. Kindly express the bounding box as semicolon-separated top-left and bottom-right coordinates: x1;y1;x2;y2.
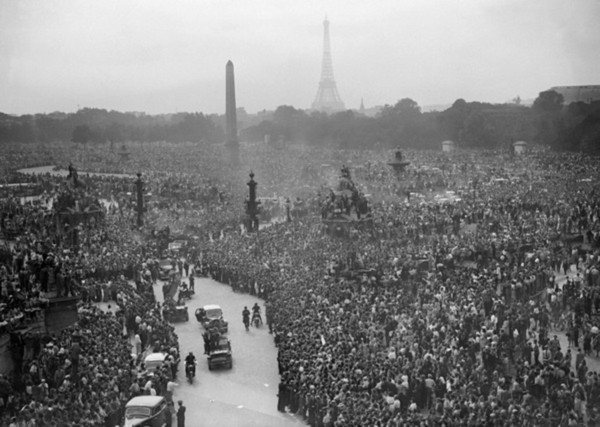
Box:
1;0;599;115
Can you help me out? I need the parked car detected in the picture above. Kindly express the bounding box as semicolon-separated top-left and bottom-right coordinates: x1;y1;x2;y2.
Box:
208;336;232;370
143;353;166;373
195;304;228;333
124;395;168;427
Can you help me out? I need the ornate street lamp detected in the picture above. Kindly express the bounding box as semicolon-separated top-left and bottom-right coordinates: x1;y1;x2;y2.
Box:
245;171;261;232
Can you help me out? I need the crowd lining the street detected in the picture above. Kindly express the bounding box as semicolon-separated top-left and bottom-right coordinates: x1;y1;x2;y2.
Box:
0;143;599;426
0;175;182;426
195;149;600;426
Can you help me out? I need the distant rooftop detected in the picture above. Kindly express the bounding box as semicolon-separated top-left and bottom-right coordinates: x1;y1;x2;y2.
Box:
549;85;600;104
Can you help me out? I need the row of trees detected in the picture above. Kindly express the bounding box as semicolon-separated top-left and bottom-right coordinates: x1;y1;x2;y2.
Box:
0;109;224;145
0;91;598;152
241;91;599;152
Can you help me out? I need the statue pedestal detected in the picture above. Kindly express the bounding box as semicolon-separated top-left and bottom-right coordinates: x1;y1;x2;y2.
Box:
388;160;411;173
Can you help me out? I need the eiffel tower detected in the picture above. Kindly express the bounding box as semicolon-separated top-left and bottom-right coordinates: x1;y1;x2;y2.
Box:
312;17;345;113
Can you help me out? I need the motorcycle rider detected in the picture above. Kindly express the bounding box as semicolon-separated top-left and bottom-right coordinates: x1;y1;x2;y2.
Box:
251;303;263;326
242;306;251;331
179;282;190;298
185;352;196;378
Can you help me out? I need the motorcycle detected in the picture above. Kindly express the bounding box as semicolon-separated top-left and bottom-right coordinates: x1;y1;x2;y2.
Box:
252;313;262;328
179;287;194;300
185;361;196;383
243;316;250;331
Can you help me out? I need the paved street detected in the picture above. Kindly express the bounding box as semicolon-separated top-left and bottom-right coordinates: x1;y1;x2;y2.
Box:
93;263;600;426
17;164;302;425
160;275;303;427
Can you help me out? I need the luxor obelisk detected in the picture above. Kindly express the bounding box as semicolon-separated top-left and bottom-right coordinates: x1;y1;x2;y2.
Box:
225;60;240;163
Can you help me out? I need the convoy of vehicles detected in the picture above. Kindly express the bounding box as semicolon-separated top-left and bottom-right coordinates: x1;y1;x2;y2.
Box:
155;270;237;378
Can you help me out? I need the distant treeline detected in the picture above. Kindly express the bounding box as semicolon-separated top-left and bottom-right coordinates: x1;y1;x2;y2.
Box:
1;91;599;152
0;109;224;145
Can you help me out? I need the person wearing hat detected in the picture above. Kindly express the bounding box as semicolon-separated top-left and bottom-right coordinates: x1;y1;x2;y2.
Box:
176;400;186;427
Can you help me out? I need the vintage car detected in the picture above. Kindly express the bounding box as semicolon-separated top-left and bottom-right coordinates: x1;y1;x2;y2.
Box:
158;259;174;281
167;240;187;254
208;336;232;370
143;353;167;374
163;303;189;323
124;395;168;427
195;304;228;333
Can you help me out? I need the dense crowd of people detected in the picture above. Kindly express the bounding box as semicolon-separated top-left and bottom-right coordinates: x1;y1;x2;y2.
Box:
0;174;182;425
192;148;600;426
1;141;600;426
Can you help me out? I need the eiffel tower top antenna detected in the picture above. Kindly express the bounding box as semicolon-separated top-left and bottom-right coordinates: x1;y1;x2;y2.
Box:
311;16;345;113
